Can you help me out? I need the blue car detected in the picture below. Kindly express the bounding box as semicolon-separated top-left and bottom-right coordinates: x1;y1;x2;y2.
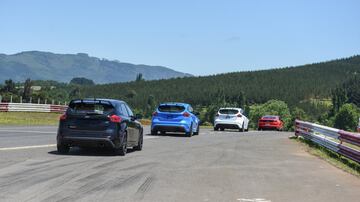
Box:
151;102;200;137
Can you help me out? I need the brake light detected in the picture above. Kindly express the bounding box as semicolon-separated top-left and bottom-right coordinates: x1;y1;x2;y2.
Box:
183;112;190;117
152;111;158;116
109;115;122;123
237;114;242;117
59;114;67;121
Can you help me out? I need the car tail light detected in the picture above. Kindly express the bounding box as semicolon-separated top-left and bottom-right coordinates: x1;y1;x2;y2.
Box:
109;115;122;123
237;114;242;118
183;112;190;117
152;111;158;116
59;114;67;121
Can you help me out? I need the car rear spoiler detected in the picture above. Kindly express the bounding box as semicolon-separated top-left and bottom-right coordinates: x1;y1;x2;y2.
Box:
69;99;114;108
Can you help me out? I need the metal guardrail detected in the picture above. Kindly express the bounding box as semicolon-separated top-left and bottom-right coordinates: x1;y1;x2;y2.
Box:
295;119;360;163
0;103;67;113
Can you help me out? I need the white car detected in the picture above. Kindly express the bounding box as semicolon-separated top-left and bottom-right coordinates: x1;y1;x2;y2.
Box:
214;108;249;132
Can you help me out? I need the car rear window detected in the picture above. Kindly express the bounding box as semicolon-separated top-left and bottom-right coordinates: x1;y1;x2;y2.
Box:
219;109;239;114
68;101;114;115
158;105;185;113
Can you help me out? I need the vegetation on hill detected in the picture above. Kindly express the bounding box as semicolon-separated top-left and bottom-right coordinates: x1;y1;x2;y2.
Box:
0;51;192;83
1;55;360;130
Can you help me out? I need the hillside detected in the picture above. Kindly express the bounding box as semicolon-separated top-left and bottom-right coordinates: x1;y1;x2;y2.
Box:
0;51;192;83
80;55;360;109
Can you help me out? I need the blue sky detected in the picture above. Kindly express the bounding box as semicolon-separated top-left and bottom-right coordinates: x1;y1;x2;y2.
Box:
0;0;359;75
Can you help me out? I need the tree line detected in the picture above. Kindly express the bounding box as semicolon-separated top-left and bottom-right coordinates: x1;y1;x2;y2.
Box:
1;56;360;130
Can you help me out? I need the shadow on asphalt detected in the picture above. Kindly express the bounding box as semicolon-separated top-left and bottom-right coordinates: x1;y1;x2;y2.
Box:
146;132;196;138
48;147;136;157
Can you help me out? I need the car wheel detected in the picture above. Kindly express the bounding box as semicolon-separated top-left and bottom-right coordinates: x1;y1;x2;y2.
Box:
239;123;245;132
193;125;200;135
151;130;157;136
257;127;261;131
134;132;143;151
57;144;70;154
161;131;166;136
116;134;127;156
186;124;193;137
220;128;225;131
214;127;218;131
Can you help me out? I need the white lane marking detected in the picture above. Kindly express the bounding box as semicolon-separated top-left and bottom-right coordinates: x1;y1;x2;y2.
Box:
237;199;271;202
0;144;56;151
144;136;159;139
0;130;56;134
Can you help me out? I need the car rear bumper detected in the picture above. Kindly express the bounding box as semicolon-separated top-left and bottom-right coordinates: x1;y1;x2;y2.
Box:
258;125;282;130
151;121;191;133
152;125;187;132
57;129;119;148
59;136;116;148
215;123;241;129
214;120;242;129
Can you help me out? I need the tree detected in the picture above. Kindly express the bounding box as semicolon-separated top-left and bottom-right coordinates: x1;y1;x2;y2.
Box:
70;77;95;85
22;78;33;102
2;79;16;93
135;73;144;82
334;103;360;131
126;90;137;99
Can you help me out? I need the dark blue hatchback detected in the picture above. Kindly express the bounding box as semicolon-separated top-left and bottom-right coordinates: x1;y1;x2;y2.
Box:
57;99;143;156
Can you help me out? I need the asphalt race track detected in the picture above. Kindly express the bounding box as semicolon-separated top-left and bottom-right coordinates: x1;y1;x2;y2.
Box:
0;126;359;202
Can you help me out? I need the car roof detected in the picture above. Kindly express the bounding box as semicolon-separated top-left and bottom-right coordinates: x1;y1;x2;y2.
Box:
159;102;189;107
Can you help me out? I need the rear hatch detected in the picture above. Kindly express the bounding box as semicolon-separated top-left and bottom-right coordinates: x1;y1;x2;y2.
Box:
259;116;278;126
218;109;239;120
156;105;186;122
65;100;115;132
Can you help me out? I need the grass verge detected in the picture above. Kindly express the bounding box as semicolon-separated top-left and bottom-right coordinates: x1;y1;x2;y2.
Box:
0;112;60;125
290;136;360;177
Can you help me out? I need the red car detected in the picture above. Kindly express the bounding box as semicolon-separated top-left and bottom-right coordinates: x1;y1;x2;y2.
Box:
258;115;284;131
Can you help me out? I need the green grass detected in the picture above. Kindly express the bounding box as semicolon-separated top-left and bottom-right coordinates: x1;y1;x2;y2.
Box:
0;112;61;125
291;136;360;177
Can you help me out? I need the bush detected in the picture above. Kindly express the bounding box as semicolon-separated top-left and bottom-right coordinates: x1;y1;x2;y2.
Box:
334;103;360;131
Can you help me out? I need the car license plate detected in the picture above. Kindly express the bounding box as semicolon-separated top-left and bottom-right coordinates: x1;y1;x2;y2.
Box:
226;116;230;119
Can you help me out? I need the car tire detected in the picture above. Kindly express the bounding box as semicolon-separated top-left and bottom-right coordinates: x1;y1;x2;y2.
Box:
193;125;200;135
214;127;218;131
220;128;225;131
257;127;262;131
57;144;70;154
186;124;193;137
151;130;157;136
161;131;166;136
239;123;245;132
134;132;143;151
115;134;127;156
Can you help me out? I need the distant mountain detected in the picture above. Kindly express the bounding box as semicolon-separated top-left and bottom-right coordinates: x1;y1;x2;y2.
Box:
0;51;192;83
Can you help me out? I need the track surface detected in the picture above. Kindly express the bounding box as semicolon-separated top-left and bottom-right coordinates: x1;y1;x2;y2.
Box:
0;126;359;202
